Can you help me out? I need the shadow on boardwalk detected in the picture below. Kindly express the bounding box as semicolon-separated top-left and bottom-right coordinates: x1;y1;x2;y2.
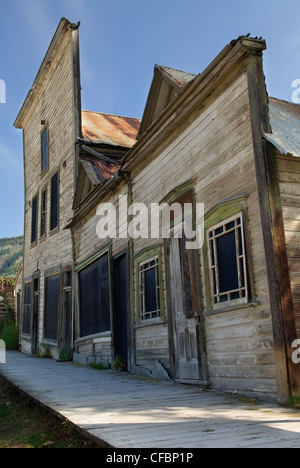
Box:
0;352;299;448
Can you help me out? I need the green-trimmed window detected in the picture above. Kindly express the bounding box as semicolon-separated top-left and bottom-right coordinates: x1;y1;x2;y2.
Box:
207;212;248;306
135;247;164;323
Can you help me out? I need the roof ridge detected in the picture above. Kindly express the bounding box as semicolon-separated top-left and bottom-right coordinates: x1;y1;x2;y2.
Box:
82;110;141;121
155;64;197;77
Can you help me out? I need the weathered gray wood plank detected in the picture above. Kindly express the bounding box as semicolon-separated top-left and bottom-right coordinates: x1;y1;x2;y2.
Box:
0;352;299;449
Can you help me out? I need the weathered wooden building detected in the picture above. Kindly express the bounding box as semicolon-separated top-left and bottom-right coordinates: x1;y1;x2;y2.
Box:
15;18;300;401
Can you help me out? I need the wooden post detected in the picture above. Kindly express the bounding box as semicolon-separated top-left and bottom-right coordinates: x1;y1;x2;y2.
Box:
248;52;300;400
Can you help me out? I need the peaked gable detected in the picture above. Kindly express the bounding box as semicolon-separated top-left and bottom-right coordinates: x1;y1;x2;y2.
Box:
137;65;196;139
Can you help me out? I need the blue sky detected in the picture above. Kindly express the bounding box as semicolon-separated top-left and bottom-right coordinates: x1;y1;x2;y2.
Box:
0;0;299;238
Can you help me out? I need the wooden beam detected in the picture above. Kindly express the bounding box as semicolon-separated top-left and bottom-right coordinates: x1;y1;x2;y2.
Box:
247;52;300;400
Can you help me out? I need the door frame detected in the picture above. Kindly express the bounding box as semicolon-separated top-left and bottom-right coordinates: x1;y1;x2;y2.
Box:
112;252;129;370
165;225;208;384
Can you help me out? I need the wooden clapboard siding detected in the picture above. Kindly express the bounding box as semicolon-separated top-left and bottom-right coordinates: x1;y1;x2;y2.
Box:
131;69;276;394
73;181;128;266
135;324;170;372
277;154;300;338
72;181;129;363
17;22;78;357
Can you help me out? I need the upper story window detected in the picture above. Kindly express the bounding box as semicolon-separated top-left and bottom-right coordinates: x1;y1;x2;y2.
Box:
40;188;47;238
41;127;48;172
207;212;248;306
31;195;38;244
50;172;59;231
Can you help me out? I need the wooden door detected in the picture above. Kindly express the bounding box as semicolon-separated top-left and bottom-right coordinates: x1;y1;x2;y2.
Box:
168;232;205;383
113;254;128;368
32;278;39;356
61;271;72;356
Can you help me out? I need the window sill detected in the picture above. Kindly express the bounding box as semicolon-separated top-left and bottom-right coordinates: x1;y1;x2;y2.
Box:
49;226;59;237
203;300;260;317
135;318;167;329
76;331;112;343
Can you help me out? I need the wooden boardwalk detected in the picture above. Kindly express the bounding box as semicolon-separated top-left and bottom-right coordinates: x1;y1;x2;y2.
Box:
0;352;300;448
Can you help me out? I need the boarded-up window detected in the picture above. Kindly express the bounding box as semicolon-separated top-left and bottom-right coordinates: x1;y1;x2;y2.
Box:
22;282;32;335
41;128;48;172
50;172;59;231
44;275;60;340
31;196;38;244
79;253;110;338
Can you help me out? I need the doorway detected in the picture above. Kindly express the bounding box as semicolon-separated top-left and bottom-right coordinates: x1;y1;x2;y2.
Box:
113;254;128;369
167;229;207;383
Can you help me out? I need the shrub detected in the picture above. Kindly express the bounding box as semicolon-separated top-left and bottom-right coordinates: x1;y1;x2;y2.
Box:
0;324;19;350
113;355;127;371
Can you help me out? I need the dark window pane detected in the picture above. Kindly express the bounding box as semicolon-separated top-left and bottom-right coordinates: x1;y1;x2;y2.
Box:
79;254;110;338
50;173;59;231
144;268;156;313
41;190;46;237
44;275;59;340
31;196;38;244
216;230;238;294
22;283;32;334
64;290;71;344
41;128;48;172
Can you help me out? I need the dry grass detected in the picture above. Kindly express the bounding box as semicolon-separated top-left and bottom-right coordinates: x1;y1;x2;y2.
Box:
0;376;100;448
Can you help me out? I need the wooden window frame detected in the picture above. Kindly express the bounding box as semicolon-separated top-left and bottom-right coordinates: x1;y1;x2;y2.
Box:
139;256;160;321
31;195;38;245
44;273;60;343
22;282;32;336
50;171;59;232
135;246;164;325
207;212;248;307
77;249;111;339
203;195;255;314
40;187;47;238
41;127;49;173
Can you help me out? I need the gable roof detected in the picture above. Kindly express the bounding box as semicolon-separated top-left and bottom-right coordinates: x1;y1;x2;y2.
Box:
81;111;141;147
137;65;196;138
264;97;300;157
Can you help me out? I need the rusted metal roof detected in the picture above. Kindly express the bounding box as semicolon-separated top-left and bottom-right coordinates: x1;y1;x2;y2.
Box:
81;156;120;182
81;111;141;147
264;97;300;157
80;144;120;182
156;65;196;89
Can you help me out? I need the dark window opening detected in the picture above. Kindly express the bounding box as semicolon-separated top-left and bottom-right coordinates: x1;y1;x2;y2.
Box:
44;275;60;341
41;128;48;172
140;257;160;321
208;214;248;305
31;196;38;244
40;189;47;237
50;172;59;231
79;254;110;338
22;283;32;335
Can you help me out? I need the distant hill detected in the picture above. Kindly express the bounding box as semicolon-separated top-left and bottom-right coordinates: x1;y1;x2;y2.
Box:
0;236;23;278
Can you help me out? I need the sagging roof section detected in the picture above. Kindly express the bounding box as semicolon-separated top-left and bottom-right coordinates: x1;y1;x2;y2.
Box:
80;144;120;183
81;111;141;147
264;97;300;157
